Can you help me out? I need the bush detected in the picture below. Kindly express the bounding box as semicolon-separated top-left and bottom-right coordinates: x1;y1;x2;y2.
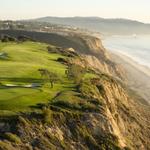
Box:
0;141;16;150
47;46;78;57
1;35;16;42
51;91;100;112
57;57;69;65
42;108;53;124
66;64;85;84
17;35;35;42
97;133;122;150
51;91;82;110
47;46;59;53
78;79;100;99
18;116;29;126
85;135;100;150
5;133;21;144
124;147;131;150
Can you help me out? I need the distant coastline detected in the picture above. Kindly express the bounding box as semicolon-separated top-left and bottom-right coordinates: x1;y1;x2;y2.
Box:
101;29;150;104
103;35;150;69
110;51;150;104
111;51;150;78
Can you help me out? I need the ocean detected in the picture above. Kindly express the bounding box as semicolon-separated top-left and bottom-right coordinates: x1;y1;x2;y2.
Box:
102;35;150;68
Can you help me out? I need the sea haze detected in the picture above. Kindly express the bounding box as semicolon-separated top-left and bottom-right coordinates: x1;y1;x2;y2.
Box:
103;35;150;68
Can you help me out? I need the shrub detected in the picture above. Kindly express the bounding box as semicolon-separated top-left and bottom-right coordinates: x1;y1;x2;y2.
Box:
57;57;69;65
42;108;53;124
17;35;35;42
124;147;131;150
18;116;29;126
5;133;21;144
66;64;85;84
85;135;99;150
97;133;122;150
1;35;16;42
78;79;100;99
0;141;16;150
51;91;100;112
51;91;82;110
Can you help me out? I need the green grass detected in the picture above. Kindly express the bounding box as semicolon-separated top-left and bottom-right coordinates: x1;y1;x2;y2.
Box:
0;42;66;78
83;73;98;79
0;41;72;116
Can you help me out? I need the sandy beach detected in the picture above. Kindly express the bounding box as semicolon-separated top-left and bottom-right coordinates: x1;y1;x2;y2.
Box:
110;51;150;104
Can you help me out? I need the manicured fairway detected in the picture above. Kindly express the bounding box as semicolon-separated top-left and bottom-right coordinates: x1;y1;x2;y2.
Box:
0;41;70;116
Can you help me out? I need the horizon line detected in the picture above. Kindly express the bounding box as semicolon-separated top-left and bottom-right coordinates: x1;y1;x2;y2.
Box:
0;16;150;24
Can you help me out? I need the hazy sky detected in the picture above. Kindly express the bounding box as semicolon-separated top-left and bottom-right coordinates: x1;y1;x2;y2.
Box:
0;0;150;23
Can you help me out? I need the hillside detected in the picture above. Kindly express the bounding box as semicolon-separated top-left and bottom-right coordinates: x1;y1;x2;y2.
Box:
35;17;150;35
0;32;149;150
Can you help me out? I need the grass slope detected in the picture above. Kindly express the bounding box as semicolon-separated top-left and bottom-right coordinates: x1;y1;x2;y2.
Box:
0;41;71;116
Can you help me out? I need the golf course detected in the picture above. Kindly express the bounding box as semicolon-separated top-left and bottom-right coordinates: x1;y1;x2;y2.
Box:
0;41;71;116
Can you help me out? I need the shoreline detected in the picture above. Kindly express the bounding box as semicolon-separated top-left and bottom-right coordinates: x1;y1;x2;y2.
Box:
111;51;150;77
109;51;150;104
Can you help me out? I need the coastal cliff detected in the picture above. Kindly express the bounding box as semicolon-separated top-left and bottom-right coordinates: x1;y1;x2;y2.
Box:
0;31;149;150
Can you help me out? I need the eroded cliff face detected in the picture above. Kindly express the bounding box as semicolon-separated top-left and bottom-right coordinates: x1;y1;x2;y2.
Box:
78;36;150;149
100;76;150;150
74;35;126;79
